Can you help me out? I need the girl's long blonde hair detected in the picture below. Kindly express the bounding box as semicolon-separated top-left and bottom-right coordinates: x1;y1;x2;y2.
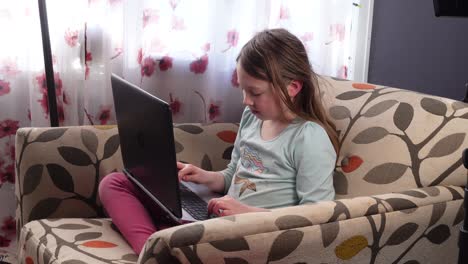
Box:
237;28;340;154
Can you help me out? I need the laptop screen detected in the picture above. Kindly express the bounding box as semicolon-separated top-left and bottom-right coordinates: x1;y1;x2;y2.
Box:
111;74;182;218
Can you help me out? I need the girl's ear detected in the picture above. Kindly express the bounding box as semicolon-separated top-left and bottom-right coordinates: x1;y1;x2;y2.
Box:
287;80;303;98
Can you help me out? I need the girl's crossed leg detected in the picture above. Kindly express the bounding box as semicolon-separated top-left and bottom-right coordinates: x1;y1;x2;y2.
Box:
99;172;171;254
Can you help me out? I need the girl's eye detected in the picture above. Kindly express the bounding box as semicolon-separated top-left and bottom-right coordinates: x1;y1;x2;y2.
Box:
252;93;262;97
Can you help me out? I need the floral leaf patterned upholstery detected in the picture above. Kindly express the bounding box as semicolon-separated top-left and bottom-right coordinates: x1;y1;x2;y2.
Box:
16;124;237;263
15;77;467;263
20;218;138;264
140;186;463;263
319;77;467;197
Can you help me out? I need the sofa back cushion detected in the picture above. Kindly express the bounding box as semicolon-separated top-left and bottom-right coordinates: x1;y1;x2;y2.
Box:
319;77;468;198
173;123;239;170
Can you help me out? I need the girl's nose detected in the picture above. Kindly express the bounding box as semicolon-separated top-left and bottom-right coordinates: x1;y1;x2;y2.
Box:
243;94;253;106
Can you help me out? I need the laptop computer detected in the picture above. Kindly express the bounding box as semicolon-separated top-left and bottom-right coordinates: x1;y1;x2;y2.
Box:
111;74;221;223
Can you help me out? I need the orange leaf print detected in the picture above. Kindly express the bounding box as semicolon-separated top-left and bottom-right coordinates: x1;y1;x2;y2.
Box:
217;131;237;143
25;257;34;264
82;240;118;248
352;83;376;90
342;156;363;173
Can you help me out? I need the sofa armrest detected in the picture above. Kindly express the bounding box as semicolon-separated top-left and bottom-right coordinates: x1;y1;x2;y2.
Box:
138;185;464;263
14;123;238;230
15;126;123;228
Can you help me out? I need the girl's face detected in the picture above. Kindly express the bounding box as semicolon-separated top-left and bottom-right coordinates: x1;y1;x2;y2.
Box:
237;63;286;121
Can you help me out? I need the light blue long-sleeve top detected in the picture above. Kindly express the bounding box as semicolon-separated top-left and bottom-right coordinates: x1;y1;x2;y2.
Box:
221;107;336;209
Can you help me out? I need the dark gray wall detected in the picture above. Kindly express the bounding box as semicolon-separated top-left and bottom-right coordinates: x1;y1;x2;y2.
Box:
368;0;468;100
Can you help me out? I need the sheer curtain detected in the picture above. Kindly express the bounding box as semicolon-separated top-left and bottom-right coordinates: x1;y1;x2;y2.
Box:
0;0;362;258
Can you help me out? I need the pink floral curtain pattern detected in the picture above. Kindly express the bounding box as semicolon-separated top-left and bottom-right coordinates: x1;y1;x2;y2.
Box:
0;0;360;258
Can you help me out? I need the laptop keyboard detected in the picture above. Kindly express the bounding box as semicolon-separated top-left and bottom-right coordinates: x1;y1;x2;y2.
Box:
179;184;209;220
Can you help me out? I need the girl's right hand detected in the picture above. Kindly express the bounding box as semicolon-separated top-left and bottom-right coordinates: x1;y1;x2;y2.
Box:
177;162;226;193
177;162;208;184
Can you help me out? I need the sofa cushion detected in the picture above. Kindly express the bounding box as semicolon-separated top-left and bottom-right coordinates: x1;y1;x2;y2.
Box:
16;124;238;228
19;218;138;264
15;126;124;228
319;77;468;198
140;185;463;263
174;123;238;171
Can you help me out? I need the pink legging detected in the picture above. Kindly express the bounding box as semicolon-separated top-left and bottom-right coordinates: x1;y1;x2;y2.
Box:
99;172;173;254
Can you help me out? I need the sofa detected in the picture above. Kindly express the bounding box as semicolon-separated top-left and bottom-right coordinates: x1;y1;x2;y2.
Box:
15;76;468;264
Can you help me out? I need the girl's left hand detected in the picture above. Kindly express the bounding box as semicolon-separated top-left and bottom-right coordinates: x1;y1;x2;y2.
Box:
207;195;268;216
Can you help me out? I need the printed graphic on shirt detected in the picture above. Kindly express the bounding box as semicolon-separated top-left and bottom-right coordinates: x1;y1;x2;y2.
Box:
234;175;257;196
241;145;265;174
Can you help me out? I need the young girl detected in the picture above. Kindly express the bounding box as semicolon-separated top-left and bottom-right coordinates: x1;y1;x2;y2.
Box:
99;28;339;254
